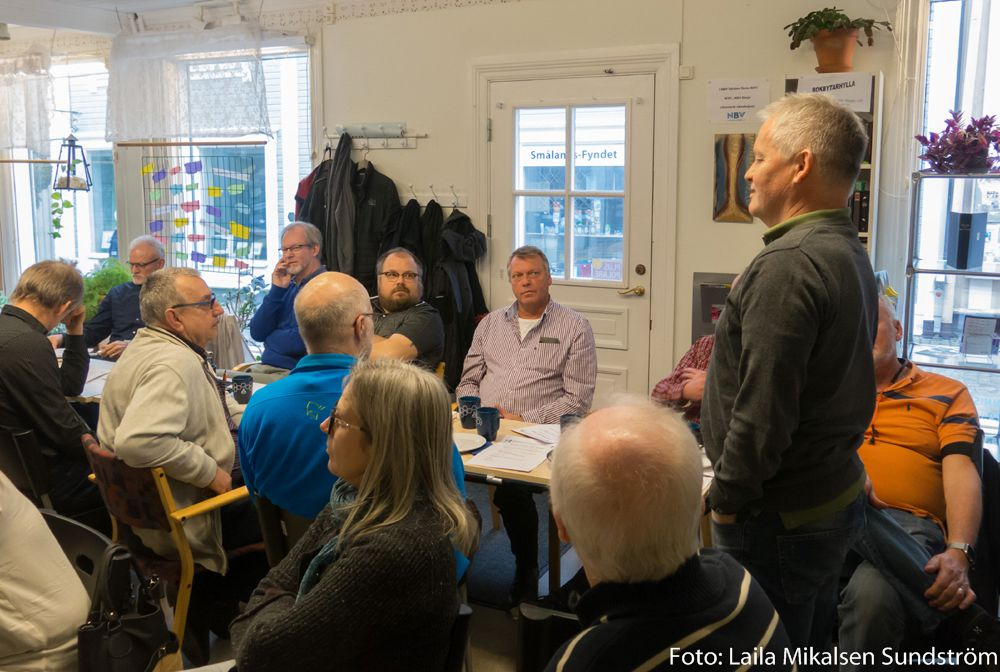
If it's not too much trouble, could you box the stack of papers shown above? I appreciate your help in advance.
[466,436,553,472]
[466,424,561,472]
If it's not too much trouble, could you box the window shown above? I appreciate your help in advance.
[912,0,1000,429]
[7,60,116,276]
[514,105,626,282]
[132,49,311,294]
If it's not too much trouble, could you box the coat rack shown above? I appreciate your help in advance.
[324,123,427,150]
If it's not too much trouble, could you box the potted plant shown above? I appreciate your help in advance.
[83,258,132,320]
[915,111,1000,174]
[785,7,892,73]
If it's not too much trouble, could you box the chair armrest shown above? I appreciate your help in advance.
[171,486,249,523]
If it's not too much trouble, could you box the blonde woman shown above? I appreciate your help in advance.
[230,358,476,671]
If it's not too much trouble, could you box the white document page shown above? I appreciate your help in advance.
[466,437,552,472]
[510,424,560,445]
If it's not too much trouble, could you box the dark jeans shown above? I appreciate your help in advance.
[711,491,866,656]
[838,506,946,669]
[494,482,539,572]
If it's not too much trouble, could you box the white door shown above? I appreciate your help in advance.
[488,75,655,397]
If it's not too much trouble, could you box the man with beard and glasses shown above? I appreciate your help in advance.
[369,247,445,372]
[249,222,326,375]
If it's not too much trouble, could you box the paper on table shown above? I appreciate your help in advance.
[466,437,552,472]
[510,424,560,445]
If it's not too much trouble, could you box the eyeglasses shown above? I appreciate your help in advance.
[510,270,545,282]
[128,258,161,269]
[326,411,369,436]
[280,243,313,254]
[379,271,420,282]
[170,294,217,310]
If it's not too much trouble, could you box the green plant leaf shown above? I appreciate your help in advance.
[51,192,62,199]
[62,200,72,208]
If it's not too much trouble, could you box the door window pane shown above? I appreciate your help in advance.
[571,197,624,281]
[573,106,625,192]
[516,108,566,191]
[517,195,565,278]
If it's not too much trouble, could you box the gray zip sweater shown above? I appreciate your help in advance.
[702,208,877,514]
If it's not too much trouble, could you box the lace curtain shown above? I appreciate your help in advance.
[0,45,53,157]
[106,23,272,141]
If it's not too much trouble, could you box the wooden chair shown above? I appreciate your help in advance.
[0,426,53,508]
[84,442,250,654]
[254,494,314,567]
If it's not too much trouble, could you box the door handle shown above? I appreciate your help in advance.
[617,285,646,297]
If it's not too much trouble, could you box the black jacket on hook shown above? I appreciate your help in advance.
[382,198,423,261]
[326,132,357,274]
[352,163,401,294]
[429,208,487,390]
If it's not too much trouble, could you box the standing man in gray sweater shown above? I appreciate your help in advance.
[702,93,878,654]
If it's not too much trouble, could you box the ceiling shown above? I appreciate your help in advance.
[3,0,326,35]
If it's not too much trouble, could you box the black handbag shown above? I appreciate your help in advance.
[78,544,179,672]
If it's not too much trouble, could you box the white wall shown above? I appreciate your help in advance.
[319,0,901,377]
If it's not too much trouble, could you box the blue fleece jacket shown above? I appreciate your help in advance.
[248,267,325,369]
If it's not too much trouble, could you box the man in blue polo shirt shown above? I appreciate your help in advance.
[248,221,326,375]
[239,272,470,580]
[239,272,371,518]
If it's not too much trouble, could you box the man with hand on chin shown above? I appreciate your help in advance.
[457,245,596,604]
[249,221,326,375]
[0,260,104,519]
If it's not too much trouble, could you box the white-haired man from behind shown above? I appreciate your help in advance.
[545,397,792,672]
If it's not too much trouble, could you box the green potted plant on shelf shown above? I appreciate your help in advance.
[785,7,892,73]
[83,258,132,320]
[915,111,1000,174]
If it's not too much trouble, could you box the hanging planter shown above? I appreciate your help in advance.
[785,7,892,74]
[915,111,1000,174]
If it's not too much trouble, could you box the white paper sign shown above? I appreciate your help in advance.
[707,78,770,124]
[962,316,997,356]
[795,73,873,113]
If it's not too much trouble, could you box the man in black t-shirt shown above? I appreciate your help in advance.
[370,247,445,371]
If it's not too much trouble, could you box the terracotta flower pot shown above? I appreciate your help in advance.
[810,28,859,73]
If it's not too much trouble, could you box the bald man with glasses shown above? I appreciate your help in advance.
[48,235,166,359]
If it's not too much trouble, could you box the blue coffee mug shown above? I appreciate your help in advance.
[476,406,501,442]
[458,396,481,429]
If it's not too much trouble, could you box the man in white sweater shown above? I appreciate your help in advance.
[98,267,241,574]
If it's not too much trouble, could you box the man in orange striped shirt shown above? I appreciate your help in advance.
[839,296,996,659]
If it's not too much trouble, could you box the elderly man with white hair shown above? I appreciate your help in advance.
[49,235,166,359]
[545,397,792,671]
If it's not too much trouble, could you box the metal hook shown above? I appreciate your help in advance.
[429,184,439,201]
[449,184,459,207]
[409,183,418,201]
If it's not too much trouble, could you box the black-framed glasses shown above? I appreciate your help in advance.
[128,258,161,269]
[326,411,369,437]
[379,271,420,281]
[280,243,313,254]
[170,294,217,310]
